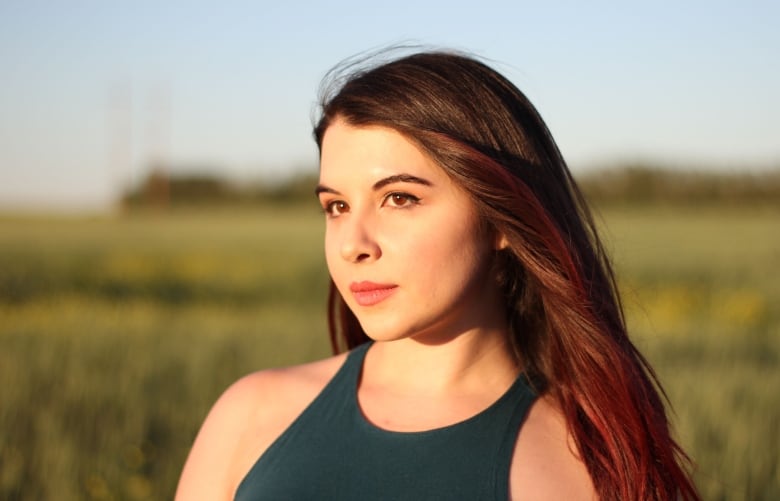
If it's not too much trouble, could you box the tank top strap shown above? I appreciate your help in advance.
[341,341,371,380]
[314,341,370,407]
[488,372,538,498]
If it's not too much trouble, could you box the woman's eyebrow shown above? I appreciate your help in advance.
[372,174,432,190]
[314,184,339,196]
[315,174,432,197]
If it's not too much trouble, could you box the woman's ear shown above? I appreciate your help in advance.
[494,231,509,251]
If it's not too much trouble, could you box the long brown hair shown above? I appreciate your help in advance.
[313,50,699,501]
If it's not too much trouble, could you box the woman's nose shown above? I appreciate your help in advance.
[340,211,381,263]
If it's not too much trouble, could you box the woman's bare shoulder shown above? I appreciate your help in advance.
[236,352,348,409]
[509,395,597,501]
[175,352,348,501]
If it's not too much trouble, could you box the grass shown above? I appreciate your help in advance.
[0,204,778,500]
[598,205,780,500]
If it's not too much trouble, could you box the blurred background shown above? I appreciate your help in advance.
[1,1,778,499]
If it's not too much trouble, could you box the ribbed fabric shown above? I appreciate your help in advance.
[235,342,536,500]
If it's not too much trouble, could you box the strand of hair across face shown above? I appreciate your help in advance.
[410,131,699,501]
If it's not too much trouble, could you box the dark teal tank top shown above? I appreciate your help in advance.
[235,342,537,500]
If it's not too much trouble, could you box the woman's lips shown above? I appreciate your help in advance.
[349,281,398,306]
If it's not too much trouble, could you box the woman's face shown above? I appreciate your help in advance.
[317,119,506,343]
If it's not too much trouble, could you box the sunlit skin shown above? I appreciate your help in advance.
[174,120,596,501]
[317,119,507,347]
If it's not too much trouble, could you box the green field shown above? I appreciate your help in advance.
[0,205,778,500]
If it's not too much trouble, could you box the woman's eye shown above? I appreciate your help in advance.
[324,200,349,217]
[385,193,420,208]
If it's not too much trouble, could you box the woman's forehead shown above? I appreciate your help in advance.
[319,121,445,184]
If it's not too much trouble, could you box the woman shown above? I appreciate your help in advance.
[176,50,699,500]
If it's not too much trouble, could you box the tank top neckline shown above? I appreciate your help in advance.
[346,341,531,437]
[234,340,539,500]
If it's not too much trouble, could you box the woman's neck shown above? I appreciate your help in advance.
[361,325,519,398]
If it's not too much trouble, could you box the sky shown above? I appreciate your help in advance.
[1,1,778,211]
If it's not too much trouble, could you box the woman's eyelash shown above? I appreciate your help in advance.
[320,193,419,217]
[322,200,348,216]
[385,192,420,206]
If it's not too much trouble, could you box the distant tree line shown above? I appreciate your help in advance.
[576,165,780,207]
[120,164,780,210]
[120,167,321,210]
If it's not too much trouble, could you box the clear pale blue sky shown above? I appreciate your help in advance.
[1,1,778,210]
